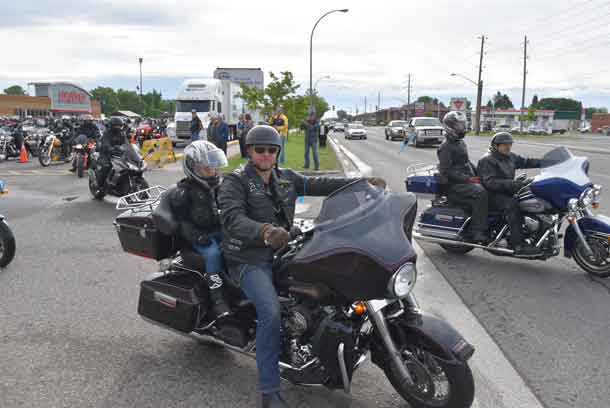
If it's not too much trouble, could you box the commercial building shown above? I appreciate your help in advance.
[0,82,101,118]
[592,113,610,132]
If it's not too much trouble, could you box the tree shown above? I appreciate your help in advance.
[486,100,493,109]
[535,98,582,117]
[530,94,539,108]
[337,110,348,121]
[417,96,433,104]
[90,86,120,114]
[3,85,26,96]
[585,107,609,119]
[424,111,434,117]
[492,92,513,109]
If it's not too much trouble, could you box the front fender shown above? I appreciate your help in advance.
[390,311,475,363]
[564,215,610,257]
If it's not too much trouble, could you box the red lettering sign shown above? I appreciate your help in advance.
[58,90,86,104]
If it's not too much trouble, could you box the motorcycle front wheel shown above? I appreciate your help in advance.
[573,236,610,278]
[76,154,85,178]
[38,146,51,167]
[0,220,16,268]
[383,340,474,408]
[88,171,105,200]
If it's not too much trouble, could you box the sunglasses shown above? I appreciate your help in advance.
[254,146,278,155]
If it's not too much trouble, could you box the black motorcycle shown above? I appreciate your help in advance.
[0,180,16,268]
[114,180,476,408]
[88,144,149,199]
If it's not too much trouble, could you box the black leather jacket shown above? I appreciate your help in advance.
[100,129,128,157]
[217,163,356,264]
[437,137,476,185]
[169,178,220,246]
[477,150,542,195]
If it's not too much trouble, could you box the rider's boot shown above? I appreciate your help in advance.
[205,273,230,319]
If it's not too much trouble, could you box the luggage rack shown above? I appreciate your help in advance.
[406,163,438,178]
[116,185,167,211]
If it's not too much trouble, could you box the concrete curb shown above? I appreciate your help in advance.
[334,140,545,408]
[328,136,372,177]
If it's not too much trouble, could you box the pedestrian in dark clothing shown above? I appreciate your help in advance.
[207,114,217,146]
[320,123,329,147]
[239,113,254,158]
[215,114,229,156]
[301,112,320,170]
[437,111,488,243]
[190,110,203,141]
[477,132,543,255]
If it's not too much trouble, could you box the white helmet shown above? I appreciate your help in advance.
[182,140,228,188]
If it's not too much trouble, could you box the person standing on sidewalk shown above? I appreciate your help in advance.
[269,106,288,165]
[215,114,229,156]
[240,113,255,158]
[190,110,203,142]
[301,112,320,170]
[207,113,217,146]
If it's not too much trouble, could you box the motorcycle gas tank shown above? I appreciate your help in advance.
[518,196,553,214]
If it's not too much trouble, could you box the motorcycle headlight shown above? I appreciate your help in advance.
[579,187,595,207]
[387,263,417,298]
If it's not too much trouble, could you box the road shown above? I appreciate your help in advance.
[336,128,610,408]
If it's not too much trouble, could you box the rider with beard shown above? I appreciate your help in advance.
[217,125,385,408]
[95,117,128,191]
[437,111,489,243]
[168,141,231,319]
[477,132,543,256]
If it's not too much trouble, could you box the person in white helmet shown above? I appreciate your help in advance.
[168,140,230,318]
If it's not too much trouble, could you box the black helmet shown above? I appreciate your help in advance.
[110,117,123,127]
[183,140,228,188]
[491,132,514,153]
[443,111,467,141]
[245,125,282,149]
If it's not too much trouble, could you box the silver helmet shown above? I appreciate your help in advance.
[182,140,228,188]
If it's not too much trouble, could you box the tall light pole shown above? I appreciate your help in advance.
[314,75,331,91]
[451,72,482,134]
[138,57,143,100]
[309,9,348,114]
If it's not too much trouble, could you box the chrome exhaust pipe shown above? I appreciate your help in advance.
[413,232,514,254]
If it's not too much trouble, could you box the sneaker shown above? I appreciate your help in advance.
[69,167,76,172]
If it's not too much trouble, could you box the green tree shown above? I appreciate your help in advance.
[530,94,539,108]
[486,99,493,109]
[535,98,582,117]
[3,85,26,95]
[585,107,609,119]
[336,110,348,121]
[424,111,434,117]
[417,96,433,104]
[90,86,119,114]
[493,92,514,109]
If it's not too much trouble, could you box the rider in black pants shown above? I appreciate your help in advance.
[477,132,543,255]
[95,117,128,192]
[437,111,488,243]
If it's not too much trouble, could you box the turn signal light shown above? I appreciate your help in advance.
[352,302,366,315]
[593,202,600,209]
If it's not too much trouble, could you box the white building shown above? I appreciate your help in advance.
[480,108,555,130]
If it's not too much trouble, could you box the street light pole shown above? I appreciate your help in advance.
[138,57,143,100]
[451,72,482,134]
[309,9,348,115]
[314,75,331,91]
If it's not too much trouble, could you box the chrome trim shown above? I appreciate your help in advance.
[413,232,514,254]
[353,353,368,370]
[417,222,462,231]
[366,299,395,313]
[535,229,551,248]
[572,219,594,256]
[338,343,351,394]
[489,225,508,247]
[404,293,420,311]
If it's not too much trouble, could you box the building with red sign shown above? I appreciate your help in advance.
[0,82,101,118]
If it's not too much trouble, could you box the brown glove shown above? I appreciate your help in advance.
[367,177,387,190]
[260,224,291,250]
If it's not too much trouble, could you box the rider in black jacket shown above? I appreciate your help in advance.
[437,111,488,243]
[95,117,128,190]
[477,132,543,255]
[217,125,385,408]
[169,140,230,319]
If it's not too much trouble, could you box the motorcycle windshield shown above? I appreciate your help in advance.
[540,146,573,168]
[294,179,417,273]
[123,144,142,163]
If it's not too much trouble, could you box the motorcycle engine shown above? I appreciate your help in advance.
[282,302,332,368]
[523,216,540,235]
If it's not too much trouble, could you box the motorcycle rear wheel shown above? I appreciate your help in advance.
[0,221,16,268]
[383,340,474,408]
[439,244,474,254]
[573,237,610,278]
[88,171,105,200]
[77,155,85,178]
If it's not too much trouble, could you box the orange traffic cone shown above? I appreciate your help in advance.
[19,143,28,163]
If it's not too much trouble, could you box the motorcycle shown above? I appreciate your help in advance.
[113,180,476,408]
[88,144,149,200]
[38,129,72,167]
[0,180,16,268]
[408,146,610,278]
[0,130,20,161]
[71,134,96,178]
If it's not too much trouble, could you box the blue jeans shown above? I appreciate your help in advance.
[191,130,200,142]
[193,232,223,275]
[304,137,319,170]
[229,262,280,393]
[279,136,286,164]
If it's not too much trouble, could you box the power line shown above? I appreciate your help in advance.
[511,0,599,29]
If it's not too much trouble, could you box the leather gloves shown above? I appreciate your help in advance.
[261,224,291,250]
[367,177,387,189]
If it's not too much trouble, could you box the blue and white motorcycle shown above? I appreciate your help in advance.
[408,147,610,278]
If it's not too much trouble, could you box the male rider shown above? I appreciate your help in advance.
[437,111,488,243]
[477,132,542,256]
[217,125,385,408]
[94,117,128,193]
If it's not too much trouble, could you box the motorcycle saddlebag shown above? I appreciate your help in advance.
[115,209,176,260]
[138,271,207,333]
[419,206,468,230]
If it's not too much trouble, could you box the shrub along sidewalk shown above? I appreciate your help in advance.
[223,131,340,173]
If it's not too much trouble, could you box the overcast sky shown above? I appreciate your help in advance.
[2,0,610,111]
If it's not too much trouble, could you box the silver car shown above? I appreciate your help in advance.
[406,117,445,147]
[384,120,408,141]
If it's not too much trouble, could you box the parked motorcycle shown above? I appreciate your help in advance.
[0,180,16,268]
[88,144,149,199]
[408,146,610,278]
[71,134,96,178]
[114,180,476,408]
[38,129,71,167]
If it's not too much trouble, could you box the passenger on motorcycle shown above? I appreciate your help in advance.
[437,111,488,244]
[217,125,385,408]
[95,117,128,191]
[168,141,230,319]
[477,132,543,255]
[79,115,100,140]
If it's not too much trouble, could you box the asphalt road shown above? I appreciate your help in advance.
[0,152,435,408]
[336,128,610,408]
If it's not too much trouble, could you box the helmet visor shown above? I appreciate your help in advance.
[205,149,229,169]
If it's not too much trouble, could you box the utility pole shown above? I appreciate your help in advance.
[520,35,528,133]
[378,91,381,111]
[475,35,486,135]
[364,96,367,116]
[138,57,143,100]
[406,73,412,121]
